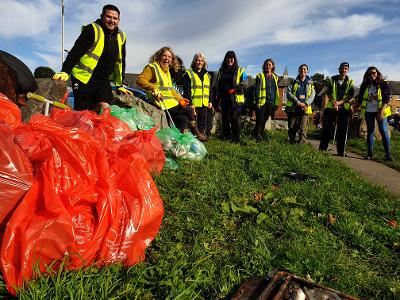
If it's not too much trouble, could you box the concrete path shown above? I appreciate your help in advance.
[307,139,400,196]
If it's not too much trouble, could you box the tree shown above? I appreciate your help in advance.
[311,73,325,82]
[34,66,55,78]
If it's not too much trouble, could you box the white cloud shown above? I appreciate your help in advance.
[0,0,59,38]
[2,0,398,83]
[271,14,387,44]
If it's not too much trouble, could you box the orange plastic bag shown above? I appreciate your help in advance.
[0,92,21,128]
[0,124,33,234]
[1,113,164,295]
[118,128,166,174]
[50,108,165,174]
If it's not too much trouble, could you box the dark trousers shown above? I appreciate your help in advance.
[195,106,208,134]
[287,109,308,144]
[205,108,214,137]
[253,102,274,137]
[319,108,350,155]
[71,77,114,111]
[168,105,196,131]
[221,108,241,142]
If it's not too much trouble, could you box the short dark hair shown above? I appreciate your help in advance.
[102,4,120,16]
[340,62,349,69]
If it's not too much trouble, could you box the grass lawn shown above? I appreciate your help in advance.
[346,131,400,171]
[1,130,400,299]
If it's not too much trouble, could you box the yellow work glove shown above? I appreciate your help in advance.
[52,72,69,81]
[117,86,133,96]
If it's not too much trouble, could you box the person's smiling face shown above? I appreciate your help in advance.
[101,10,120,32]
[160,50,172,70]
[194,57,204,70]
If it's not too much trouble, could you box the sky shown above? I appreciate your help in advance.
[1,0,400,86]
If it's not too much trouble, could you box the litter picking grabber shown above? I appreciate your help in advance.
[27,92,70,116]
[157,97,176,128]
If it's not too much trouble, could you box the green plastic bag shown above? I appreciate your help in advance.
[110,105,156,131]
[156,126,207,160]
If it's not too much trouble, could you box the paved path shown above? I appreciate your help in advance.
[307,139,400,196]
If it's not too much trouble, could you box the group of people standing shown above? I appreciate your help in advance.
[52,4,393,160]
[318,63,392,161]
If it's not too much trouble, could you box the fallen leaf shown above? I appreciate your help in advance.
[387,220,398,228]
[253,192,264,202]
[272,184,279,190]
[326,213,337,225]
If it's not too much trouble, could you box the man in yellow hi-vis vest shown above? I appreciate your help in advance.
[53,4,132,112]
[319,62,355,156]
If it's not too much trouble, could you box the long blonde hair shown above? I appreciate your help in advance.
[149,46,180,71]
[190,53,208,70]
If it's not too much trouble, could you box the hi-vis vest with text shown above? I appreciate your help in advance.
[256,72,280,106]
[72,23,125,85]
[217,67,245,104]
[326,77,354,110]
[287,81,314,115]
[148,62,179,110]
[186,69,210,107]
[361,82,391,118]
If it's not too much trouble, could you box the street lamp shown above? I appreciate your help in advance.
[61,0,64,67]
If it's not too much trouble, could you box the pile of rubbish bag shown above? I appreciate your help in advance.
[110,106,207,164]
[0,93,165,295]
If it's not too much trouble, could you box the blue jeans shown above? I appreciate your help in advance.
[365,112,391,157]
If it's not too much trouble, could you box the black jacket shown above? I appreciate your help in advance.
[61,19,126,83]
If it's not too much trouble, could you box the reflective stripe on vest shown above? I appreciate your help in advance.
[326,78,354,110]
[287,81,314,115]
[235,67,245,104]
[361,83,391,118]
[186,69,210,107]
[149,62,179,110]
[256,72,279,106]
[72,23,125,85]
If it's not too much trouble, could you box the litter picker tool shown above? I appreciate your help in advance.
[27,92,70,116]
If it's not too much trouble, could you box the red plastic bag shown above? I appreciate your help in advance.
[50,108,132,145]
[50,109,165,174]
[0,92,21,128]
[1,114,164,295]
[0,124,33,234]
[118,128,166,174]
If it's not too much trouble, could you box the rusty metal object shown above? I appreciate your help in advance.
[232,270,360,300]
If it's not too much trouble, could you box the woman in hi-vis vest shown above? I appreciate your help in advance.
[136,47,207,141]
[214,51,247,144]
[356,66,392,161]
[182,53,213,138]
[285,64,315,144]
[253,58,280,142]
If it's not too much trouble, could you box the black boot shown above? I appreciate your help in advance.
[189,121,208,141]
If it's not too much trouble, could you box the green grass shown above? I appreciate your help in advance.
[346,131,400,171]
[2,130,400,299]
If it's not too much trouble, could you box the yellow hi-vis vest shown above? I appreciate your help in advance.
[256,72,280,106]
[287,81,314,115]
[186,69,210,107]
[361,82,391,118]
[71,23,126,85]
[148,62,179,110]
[326,77,354,110]
[216,67,245,104]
